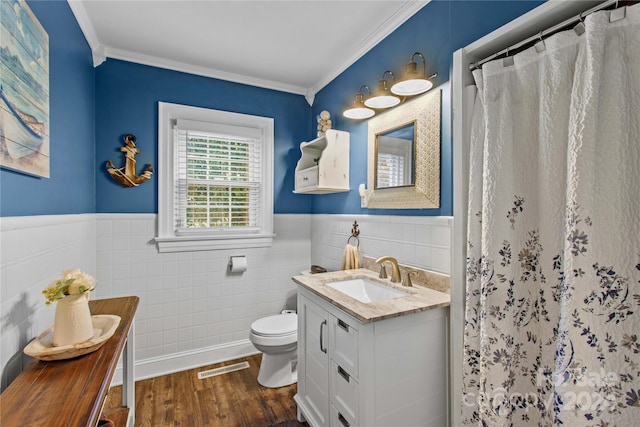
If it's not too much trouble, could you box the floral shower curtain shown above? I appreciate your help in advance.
[462,4,640,426]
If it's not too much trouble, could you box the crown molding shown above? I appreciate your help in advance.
[304,89,315,106]
[67,1,105,66]
[308,1,430,96]
[102,45,309,96]
[67,0,428,104]
[67,0,306,95]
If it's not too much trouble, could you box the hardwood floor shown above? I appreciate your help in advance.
[104,354,305,427]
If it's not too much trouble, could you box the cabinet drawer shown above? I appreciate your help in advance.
[331,362,358,423]
[332,316,358,378]
[331,404,356,427]
[295,166,318,190]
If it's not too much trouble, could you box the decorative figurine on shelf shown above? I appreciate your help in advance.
[317,110,332,137]
[106,133,153,187]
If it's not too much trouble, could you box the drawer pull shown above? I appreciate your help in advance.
[338,366,350,382]
[320,320,327,353]
[338,412,351,427]
[337,319,349,332]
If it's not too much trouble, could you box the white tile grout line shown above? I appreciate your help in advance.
[197,361,250,380]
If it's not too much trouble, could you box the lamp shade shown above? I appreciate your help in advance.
[365,72,400,109]
[343,87,375,119]
[391,52,435,96]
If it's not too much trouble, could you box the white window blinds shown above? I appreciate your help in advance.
[174,119,262,234]
[377,152,405,188]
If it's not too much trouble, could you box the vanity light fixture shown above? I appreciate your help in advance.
[343,85,375,120]
[364,71,401,109]
[391,52,437,97]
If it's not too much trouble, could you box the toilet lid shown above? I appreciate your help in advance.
[251,313,297,337]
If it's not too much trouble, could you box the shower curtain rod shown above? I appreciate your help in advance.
[469,0,621,70]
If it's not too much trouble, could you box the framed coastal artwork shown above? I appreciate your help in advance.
[0,0,49,178]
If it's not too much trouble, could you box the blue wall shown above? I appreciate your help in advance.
[94,60,311,214]
[0,0,95,217]
[1,1,543,218]
[311,0,542,217]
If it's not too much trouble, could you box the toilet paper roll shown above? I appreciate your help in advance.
[229,256,248,273]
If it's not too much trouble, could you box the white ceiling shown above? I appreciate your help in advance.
[68,1,428,104]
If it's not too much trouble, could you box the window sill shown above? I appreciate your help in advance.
[155,233,275,253]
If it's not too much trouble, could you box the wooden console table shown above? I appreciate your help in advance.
[0,296,139,427]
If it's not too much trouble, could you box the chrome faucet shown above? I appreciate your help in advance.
[375,256,401,283]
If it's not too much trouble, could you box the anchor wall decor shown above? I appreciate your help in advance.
[106,134,153,187]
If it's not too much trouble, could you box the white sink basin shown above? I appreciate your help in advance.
[326,278,408,303]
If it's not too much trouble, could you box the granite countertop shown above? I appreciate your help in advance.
[292,268,450,324]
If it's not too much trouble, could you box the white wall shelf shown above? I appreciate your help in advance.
[294,129,350,194]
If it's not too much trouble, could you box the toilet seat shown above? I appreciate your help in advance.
[251,313,297,337]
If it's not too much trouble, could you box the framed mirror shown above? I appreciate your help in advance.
[363,90,441,209]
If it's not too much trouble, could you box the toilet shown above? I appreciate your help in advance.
[249,312,298,388]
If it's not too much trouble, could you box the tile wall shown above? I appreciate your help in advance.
[95,213,311,379]
[311,214,452,274]
[1,212,452,385]
[0,214,96,390]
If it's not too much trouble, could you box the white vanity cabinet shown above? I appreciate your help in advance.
[295,286,448,427]
[294,129,349,194]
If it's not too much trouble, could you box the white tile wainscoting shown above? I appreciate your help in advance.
[1,212,452,387]
[311,214,453,275]
[0,214,96,390]
[96,213,311,382]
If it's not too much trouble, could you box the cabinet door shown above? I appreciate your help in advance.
[298,294,330,426]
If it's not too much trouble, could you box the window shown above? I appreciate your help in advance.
[156,102,274,252]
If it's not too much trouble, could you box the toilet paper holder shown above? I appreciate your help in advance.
[228,255,248,273]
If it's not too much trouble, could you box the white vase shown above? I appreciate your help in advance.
[53,292,94,347]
